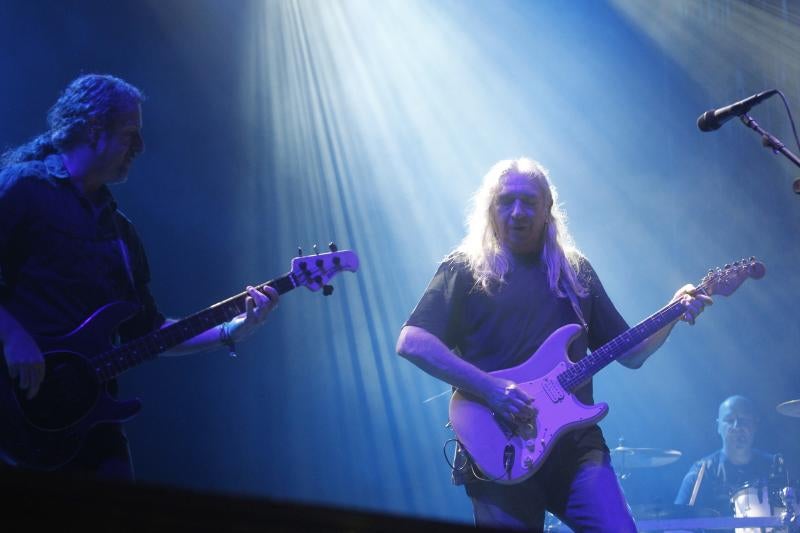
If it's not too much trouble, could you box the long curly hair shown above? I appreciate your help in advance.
[0,74,144,168]
[451,158,586,299]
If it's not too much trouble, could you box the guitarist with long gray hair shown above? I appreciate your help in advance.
[0,74,278,479]
[396,158,711,531]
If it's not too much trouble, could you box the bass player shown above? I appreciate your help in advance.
[0,74,278,479]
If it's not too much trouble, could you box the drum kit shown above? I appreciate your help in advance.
[545,400,800,532]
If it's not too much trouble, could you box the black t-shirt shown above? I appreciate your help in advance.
[405,253,629,471]
[406,254,628,406]
[0,154,164,341]
[675,449,778,516]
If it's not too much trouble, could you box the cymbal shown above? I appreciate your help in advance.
[777,399,800,417]
[610,446,682,469]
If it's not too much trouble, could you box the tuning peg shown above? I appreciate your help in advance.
[323,284,334,296]
[297,246,303,256]
[329,242,338,252]
[313,244,319,255]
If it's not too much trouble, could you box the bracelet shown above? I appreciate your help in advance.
[219,321,237,358]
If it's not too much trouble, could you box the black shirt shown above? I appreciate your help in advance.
[0,154,164,341]
[405,254,629,483]
[406,254,629,406]
[675,449,778,516]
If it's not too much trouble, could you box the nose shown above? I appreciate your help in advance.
[132,132,145,155]
[510,199,527,218]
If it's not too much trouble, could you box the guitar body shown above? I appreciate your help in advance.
[0,301,143,470]
[449,324,608,485]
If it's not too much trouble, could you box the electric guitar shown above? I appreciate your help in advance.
[449,258,765,485]
[0,248,359,470]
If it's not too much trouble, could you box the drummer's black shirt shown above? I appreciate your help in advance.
[675,449,778,516]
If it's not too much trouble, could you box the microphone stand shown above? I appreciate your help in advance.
[739,113,800,194]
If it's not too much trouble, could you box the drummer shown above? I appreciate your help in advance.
[675,395,779,514]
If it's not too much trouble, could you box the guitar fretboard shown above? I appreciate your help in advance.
[91,274,297,383]
[555,258,762,391]
[556,299,687,392]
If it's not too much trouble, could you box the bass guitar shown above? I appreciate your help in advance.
[449,257,764,485]
[0,247,359,470]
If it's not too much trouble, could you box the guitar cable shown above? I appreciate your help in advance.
[443,438,470,472]
[443,438,517,483]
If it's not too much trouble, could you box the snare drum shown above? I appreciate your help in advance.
[730,482,787,533]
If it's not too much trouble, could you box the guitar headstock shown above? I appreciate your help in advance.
[700,257,765,297]
[290,246,359,294]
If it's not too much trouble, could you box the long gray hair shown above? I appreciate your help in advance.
[450,158,586,299]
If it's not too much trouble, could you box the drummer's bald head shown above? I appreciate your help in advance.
[717,395,758,457]
[718,395,757,419]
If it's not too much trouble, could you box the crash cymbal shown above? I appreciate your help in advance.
[777,399,800,417]
[610,446,682,469]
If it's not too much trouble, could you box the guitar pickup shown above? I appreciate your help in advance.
[543,378,564,403]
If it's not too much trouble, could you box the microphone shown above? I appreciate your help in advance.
[697,89,778,132]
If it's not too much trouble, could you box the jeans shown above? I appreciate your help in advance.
[465,441,636,532]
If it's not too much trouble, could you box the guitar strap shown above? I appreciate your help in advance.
[111,214,138,300]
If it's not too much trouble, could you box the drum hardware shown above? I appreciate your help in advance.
[632,503,720,520]
[636,515,796,531]
[779,487,799,531]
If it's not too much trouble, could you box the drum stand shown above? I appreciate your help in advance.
[778,486,800,531]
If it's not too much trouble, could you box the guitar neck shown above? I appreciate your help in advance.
[556,257,765,391]
[558,298,687,392]
[93,273,298,383]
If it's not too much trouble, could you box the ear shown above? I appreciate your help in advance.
[86,119,103,147]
